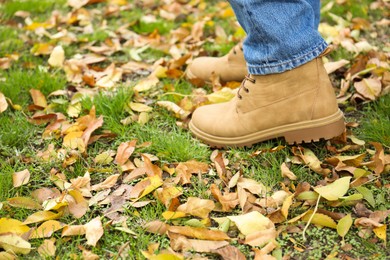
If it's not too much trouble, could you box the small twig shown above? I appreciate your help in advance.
[302,194,321,241]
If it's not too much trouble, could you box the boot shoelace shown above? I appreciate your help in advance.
[237,75,256,99]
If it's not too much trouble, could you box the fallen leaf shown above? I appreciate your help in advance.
[227,211,274,236]
[337,214,353,238]
[354,78,382,101]
[91,174,120,191]
[30,220,64,239]
[168,226,230,241]
[7,197,42,210]
[212,245,246,260]
[373,225,387,245]
[0,234,31,255]
[30,89,47,108]
[114,140,137,166]
[0,218,30,235]
[48,45,65,67]
[280,162,297,180]
[176,197,215,219]
[0,92,8,113]
[37,239,56,257]
[302,211,337,229]
[314,177,352,201]
[12,169,30,188]
[23,211,62,225]
[144,220,170,235]
[85,217,104,246]
[61,225,86,237]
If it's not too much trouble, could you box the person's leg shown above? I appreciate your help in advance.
[186,0,321,82]
[189,0,345,147]
[229,0,326,75]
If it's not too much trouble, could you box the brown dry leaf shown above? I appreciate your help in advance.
[0,218,30,235]
[354,217,383,228]
[85,217,104,247]
[144,220,170,235]
[253,240,279,259]
[130,175,163,200]
[142,154,162,177]
[114,140,137,166]
[212,245,246,260]
[354,78,382,100]
[30,89,47,108]
[30,220,65,239]
[324,59,350,74]
[0,92,8,113]
[174,160,209,185]
[281,194,295,219]
[155,186,183,207]
[68,190,89,219]
[133,75,159,92]
[168,226,230,241]
[176,197,215,219]
[91,174,120,191]
[0,233,31,255]
[81,247,100,260]
[37,238,56,258]
[82,116,104,147]
[95,64,123,88]
[13,169,30,188]
[210,184,239,212]
[280,162,297,180]
[245,228,277,247]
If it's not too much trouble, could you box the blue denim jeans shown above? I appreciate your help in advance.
[228,0,327,75]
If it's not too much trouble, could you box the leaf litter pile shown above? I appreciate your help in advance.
[0,0,389,259]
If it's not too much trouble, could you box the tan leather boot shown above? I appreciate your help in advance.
[189,57,345,148]
[186,42,247,83]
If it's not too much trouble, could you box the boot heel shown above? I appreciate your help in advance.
[284,118,345,144]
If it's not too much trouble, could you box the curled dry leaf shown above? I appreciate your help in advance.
[156,101,191,120]
[354,78,382,101]
[91,173,120,191]
[114,140,137,166]
[280,162,297,180]
[13,169,30,188]
[210,184,239,212]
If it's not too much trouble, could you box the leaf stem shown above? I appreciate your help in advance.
[302,194,321,241]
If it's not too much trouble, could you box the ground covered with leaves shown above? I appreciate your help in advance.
[0,0,389,259]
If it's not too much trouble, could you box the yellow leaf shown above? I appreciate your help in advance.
[12,169,30,188]
[7,197,42,210]
[162,211,187,220]
[373,225,386,244]
[23,211,62,225]
[0,234,31,255]
[139,175,163,199]
[314,177,352,201]
[207,87,235,104]
[94,151,114,165]
[129,102,153,112]
[133,75,159,92]
[0,92,8,113]
[281,194,294,219]
[168,226,230,241]
[156,101,190,120]
[61,225,86,237]
[281,162,297,180]
[30,220,64,239]
[302,211,337,229]
[0,252,17,259]
[63,131,85,152]
[227,211,273,236]
[48,46,65,68]
[337,214,353,238]
[176,197,215,219]
[0,218,30,235]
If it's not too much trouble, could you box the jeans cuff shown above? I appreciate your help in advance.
[247,41,328,75]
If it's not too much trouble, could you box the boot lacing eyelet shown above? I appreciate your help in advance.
[237,74,255,99]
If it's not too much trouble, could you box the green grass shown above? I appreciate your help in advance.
[0,0,388,259]
[0,0,67,20]
[358,94,390,145]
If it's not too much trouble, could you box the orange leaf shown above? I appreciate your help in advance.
[114,140,137,166]
[7,197,42,210]
[176,197,215,219]
[30,220,64,239]
[29,89,47,108]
